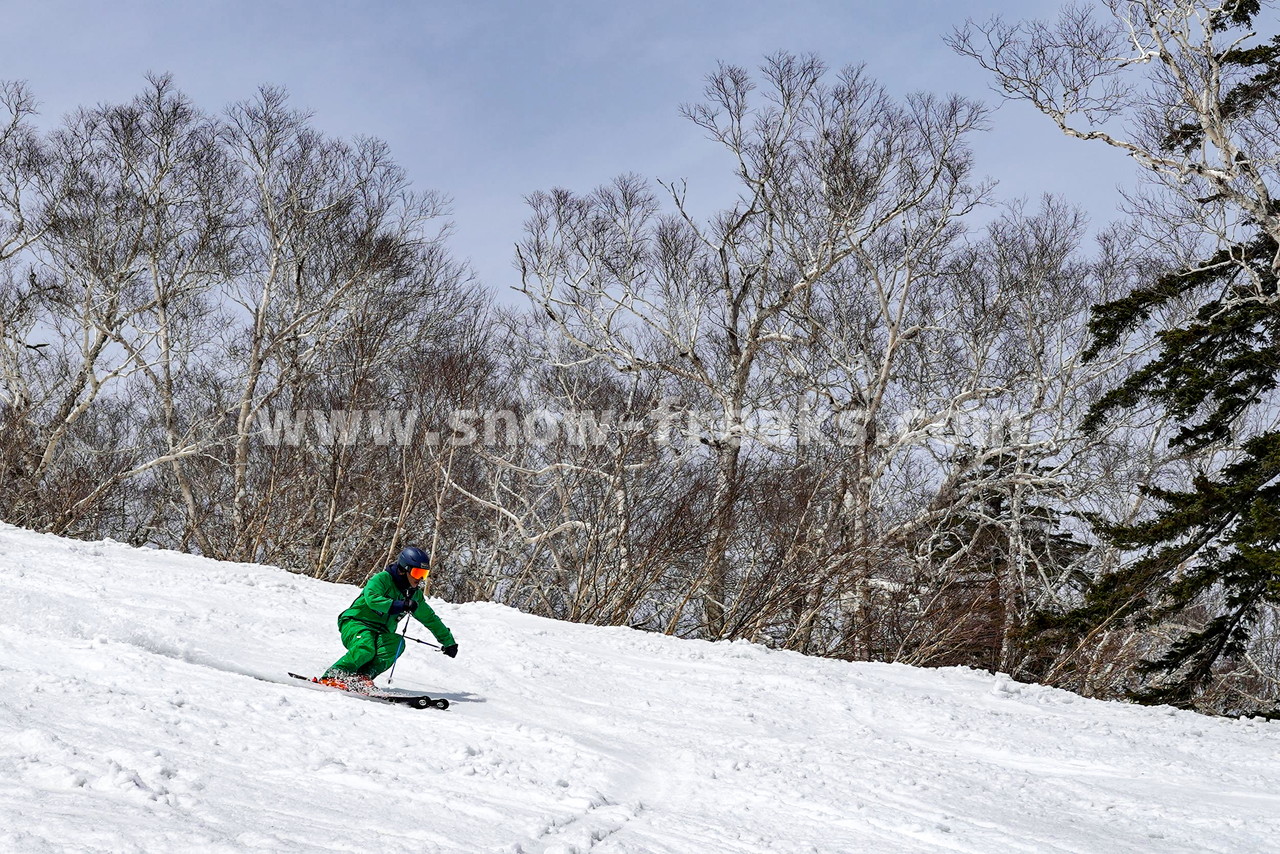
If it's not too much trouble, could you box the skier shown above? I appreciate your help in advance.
[321,545,458,692]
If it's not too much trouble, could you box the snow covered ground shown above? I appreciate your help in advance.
[1,523,1278,853]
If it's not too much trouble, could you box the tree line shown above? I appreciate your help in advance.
[1,0,1276,715]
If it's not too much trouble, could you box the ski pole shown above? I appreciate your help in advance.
[386,613,411,685]
[400,635,440,649]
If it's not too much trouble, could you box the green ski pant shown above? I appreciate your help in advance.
[327,620,405,678]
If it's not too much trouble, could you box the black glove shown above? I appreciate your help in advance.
[389,598,415,616]
[441,643,458,658]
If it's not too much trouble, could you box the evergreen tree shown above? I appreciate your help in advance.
[954,0,1280,711]
[1050,14,1280,711]
[1065,244,1280,709]
[916,451,1092,677]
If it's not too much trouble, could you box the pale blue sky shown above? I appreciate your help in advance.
[2,0,1133,301]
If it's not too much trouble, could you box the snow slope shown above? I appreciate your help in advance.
[1,523,1278,854]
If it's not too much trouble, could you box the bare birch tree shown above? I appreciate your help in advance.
[0,77,483,582]
[519,54,991,639]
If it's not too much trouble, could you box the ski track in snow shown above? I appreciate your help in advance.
[1,523,1278,853]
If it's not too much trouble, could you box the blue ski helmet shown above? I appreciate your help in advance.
[396,545,430,572]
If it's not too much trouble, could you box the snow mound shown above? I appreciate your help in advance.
[1,522,1277,853]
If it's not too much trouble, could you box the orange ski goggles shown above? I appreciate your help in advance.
[407,565,430,580]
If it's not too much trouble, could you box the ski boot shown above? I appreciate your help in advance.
[319,669,376,694]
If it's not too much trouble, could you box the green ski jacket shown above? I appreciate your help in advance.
[338,568,455,646]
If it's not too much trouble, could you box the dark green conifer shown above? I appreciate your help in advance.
[1039,5,1280,711]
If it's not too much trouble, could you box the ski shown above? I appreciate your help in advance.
[287,673,449,710]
